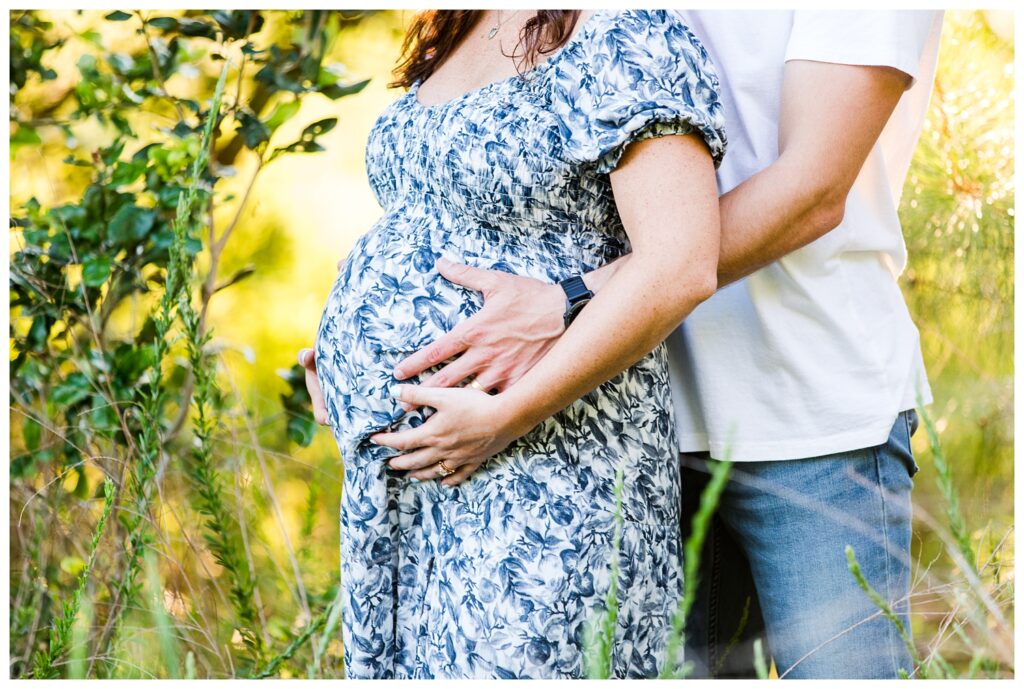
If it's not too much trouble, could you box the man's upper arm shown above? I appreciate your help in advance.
[777,60,909,200]
[778,11,942,201]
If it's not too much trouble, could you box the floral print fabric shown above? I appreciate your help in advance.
[314,9,726,679]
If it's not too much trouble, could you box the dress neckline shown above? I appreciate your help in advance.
[409,9,608,111]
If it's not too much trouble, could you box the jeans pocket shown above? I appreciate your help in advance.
[901,411,921,479]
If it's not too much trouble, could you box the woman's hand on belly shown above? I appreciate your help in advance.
[369,383,529,486]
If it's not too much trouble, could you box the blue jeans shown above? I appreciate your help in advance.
[680,410,920,679]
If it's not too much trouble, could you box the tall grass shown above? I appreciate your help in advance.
[661,458,732,679]
[32,479,115,679]
[583,457,733,679]
[582,455,628,679]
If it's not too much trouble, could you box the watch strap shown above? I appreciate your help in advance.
[559,275,594,328]
[560,275,593,303]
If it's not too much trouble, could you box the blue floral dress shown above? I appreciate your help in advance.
[315,9,726,680]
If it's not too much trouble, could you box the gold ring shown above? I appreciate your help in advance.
[437,460,456,477]
[469,379,485,392]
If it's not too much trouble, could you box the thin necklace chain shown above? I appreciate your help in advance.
[486,10,521,40]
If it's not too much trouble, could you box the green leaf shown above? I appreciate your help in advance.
[10,453,37,480]
[23,417,42,451]
[104,10,132,21]
[301,117,337,138]
[28,315,51,349]
[279,364,318,447]
[235,111,271,149]
[320,78,370,100]
[62,155,93,168]
[211,10,264,40]
[177,18,217,39]
[107,204,157,245]
[148,16,179,31]
[264,99,301,132]
[287,413,317,448]
[73,466,92,499]
[110,160,146,186]
[61,556,86,576]
[51,373,91,408]
[10,125,42,147]
[76,53,97,75]
[82,255,113,287]
[107,52,135,75]
[99,139,126,166]
[80,29,104,47]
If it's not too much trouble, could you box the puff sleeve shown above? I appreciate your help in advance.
[551,10,727,174]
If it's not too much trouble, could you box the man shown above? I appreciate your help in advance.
[300,10,943,679]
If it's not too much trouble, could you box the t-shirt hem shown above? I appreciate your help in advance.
[677,405,931,462]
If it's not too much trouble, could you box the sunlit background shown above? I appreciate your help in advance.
[8,9,1014,679]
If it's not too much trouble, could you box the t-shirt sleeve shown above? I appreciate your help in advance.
[552,10,727,174]
[785,11,943,87]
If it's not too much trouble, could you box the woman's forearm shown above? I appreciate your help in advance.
[499,249,715,437]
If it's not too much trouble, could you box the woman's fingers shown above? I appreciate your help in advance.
[468,369,503,395]
[298,348,329,425]
[392,383,452,410]
[388,446,439,472]
[372,420,433,452]
[408,456,480,482]
[440,461,483,487]
[408,459,457,481]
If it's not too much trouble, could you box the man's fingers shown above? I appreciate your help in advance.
[440,461,482,487]
[436,257,497,293]
[420,353,483,389]
[393,333,466,381]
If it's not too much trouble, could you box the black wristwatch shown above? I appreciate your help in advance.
[559,275,595,329]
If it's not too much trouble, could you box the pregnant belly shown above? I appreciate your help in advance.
[321,212,481,356]
[314,207,620,457]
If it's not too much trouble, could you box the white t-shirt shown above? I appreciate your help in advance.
[668,10,943,461]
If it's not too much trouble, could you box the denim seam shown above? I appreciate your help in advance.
[872,444,900,675]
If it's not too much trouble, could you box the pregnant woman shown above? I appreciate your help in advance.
[315,9,725,679]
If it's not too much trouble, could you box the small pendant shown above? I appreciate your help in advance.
[487,26,499,40]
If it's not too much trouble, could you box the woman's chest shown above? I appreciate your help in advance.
[365,83,607,217]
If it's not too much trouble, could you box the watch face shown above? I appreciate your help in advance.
[566,298,591,324]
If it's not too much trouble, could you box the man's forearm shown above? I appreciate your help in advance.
[714,153,846,286]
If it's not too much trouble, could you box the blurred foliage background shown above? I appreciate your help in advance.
[7,9,1014,679]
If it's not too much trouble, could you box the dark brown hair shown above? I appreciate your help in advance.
[390,10,582,88]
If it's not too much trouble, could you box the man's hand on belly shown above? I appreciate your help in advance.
[391,257,565,404]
